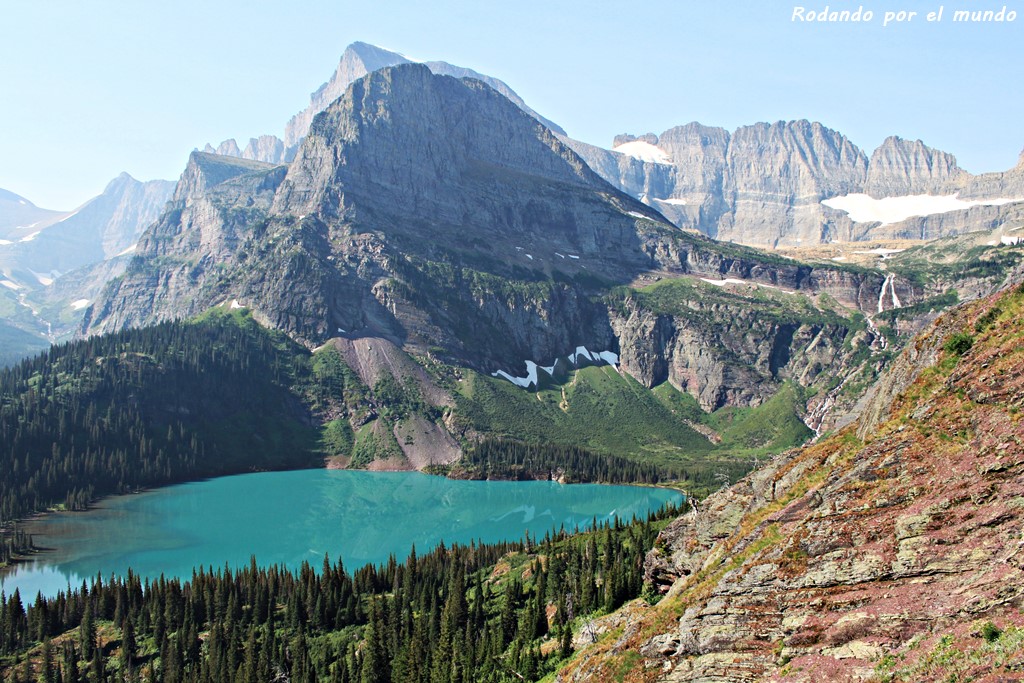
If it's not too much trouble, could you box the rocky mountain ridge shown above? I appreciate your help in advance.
[83,63,958,452]
[200,41,1024,252]
[556,281,1024,682]
[569,126,1024,247]
[205,41,565,166]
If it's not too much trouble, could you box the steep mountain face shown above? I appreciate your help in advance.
[88,64,664,351]
[198,41,1023,251]
[209,41,566,165]
[82,153,286,335]
[87,64,908,431]
[720,120,868,246]
[557,282,1024,682]
[573,125,1024,248]
[283,42,419,153]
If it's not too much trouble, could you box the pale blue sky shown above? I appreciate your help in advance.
[1,0,1021,208]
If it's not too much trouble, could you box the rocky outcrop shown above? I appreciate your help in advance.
[865,135,966,196]
[558,283,1024,682]
[611,295,861,412]
[241,135,285,163]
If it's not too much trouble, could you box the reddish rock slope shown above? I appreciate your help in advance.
[558,283,1024,682]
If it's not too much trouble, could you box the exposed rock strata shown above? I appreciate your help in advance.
[571,125,1024,248]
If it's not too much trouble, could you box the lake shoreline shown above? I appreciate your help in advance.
[0,469,683,599]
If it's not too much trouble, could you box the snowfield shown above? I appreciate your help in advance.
[612,140,673,165]
[822,193,1024,225]
[491,346,619,389]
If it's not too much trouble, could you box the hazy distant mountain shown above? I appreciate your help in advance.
[0,174,174,360]
[0,188,67,240]
[0,173,173,287]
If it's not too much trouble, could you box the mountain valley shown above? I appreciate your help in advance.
[1,37,1023,683]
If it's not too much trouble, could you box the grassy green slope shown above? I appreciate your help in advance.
[452,362,813,484]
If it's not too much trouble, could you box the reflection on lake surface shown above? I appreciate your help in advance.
[2,470,682,598]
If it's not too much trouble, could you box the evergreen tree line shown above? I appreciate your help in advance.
[458,438,676,484]
[456,438,755,492]
[0,313,320,525]
[0,507,678,683]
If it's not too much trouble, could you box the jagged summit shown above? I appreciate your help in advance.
[865,134,966,196]
[207,41,566,165]
[567,119,1024,246]
[275,63,621,223]
[346,40,416,69]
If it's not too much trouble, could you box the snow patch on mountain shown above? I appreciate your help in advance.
[822,193,1024,225]
[491,346,619,389]
[612,140,672,165]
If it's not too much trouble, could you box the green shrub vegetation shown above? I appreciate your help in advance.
[944,331,974,357]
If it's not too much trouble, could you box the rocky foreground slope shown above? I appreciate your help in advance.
[557,282,1024,682]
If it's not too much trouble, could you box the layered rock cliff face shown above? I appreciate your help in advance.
[720,121,868,246]
[865,135,967,196]
[571,125,1024,248]
[557,282,1024,682]
[87,64,913,421]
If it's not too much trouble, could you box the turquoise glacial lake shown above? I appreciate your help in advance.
[1,470,681,598]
